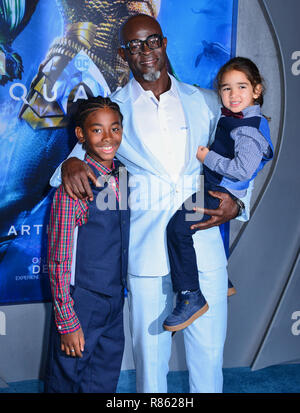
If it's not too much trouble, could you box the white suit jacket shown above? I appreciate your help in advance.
[51,75,250,277]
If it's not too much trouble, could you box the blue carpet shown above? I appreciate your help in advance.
[1,365,300,393]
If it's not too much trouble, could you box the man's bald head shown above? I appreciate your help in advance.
[120,13,163,45]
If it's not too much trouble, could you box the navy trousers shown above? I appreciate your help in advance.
[167,186,232,292]
[44,285,124,393]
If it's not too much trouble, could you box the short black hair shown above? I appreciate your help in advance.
[75,96,123,129]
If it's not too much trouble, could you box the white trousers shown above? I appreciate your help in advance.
[127,267,228,393]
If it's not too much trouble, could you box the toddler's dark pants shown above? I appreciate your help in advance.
[167,186,233,292]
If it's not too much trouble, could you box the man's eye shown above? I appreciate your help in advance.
[148,39,159,47]
[93,129,101,133]
[130,42,140,50]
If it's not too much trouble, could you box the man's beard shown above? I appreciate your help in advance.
[142,70,161,82]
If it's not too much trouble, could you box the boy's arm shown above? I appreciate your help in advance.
[48,185,85,335]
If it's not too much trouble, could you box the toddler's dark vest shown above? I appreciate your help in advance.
[75,161,130,296]
[203,115,273,192]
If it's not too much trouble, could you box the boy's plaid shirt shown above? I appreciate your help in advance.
[48,154,119,334]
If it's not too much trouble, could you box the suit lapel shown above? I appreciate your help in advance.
[174,78,214,175]
[113,79,171,179]
[172,78,199,174]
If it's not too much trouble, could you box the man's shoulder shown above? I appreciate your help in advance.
[174,78,210,94]
[173,77,219,109]
[110,80,132,103]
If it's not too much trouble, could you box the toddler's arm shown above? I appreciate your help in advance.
[196,145,210,163]
[198,126,270,182]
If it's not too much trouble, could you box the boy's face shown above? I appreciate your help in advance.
[219,69,262,113]
[75,108,122,169]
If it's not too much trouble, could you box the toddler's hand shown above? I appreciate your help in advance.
[197,146,209,163]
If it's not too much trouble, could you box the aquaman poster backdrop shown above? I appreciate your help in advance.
[0,0,237,304]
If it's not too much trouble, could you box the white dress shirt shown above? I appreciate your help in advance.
[131,77,188,183]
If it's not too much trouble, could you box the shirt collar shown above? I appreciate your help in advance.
[131,74,178,103]
[85,153,115,175]
[242,104,261,117]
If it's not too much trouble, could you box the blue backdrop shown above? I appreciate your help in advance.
[0,0,237,304]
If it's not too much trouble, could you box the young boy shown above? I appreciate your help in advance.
[44,96,130,393]
[164,57,273,332]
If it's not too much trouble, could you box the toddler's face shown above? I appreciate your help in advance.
[219,69,261,113]
[76,107,122,169]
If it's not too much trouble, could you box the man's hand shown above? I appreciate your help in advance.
[61,157,98,201]
[190,191,239,230]
[60,327,85,358]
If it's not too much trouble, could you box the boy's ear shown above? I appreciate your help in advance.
[253,83,262,99]
[75,126,85,143]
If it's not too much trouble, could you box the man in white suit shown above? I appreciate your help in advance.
[51,14,247,393]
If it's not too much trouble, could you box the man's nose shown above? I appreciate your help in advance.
[141,41,152,53]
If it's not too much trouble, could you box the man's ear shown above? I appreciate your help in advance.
[118,47,126,62]
[162,36,167,49]
[75,126,85,144]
